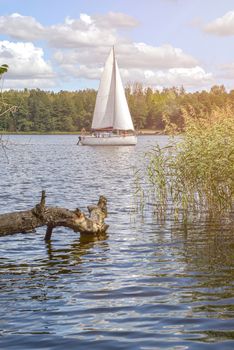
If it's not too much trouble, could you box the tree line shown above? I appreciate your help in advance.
[0,84,233,132]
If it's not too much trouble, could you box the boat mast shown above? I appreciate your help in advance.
[112,46,117,134]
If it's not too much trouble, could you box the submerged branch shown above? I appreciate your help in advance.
[0,191,109,241]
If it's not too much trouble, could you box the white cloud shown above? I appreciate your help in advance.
[60,64,103,80]
[0,12,137,48]
[53,42,197,70]
[204,11,234,36]
[158,66,213,88]
[0,12,215,90]
[0,41,55,88]
[121,42,197,69]
[48,21,117,48]
[80,13,93,25]
[0,13,45,41]
[58,61,213,89]
[52,41,212,90]
[47,12,127,48]
[118,66,213,89]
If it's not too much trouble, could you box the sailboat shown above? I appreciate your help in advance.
[79,47,137,146]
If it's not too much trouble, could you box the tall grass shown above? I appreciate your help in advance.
[136,105,234,220]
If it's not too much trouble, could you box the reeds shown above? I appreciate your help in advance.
[135,105,234,220]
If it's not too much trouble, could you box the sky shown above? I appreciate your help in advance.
[0,0,234,92]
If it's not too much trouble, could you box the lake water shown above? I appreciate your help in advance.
[0,135,233,350]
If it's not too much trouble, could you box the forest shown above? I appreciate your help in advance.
[0,83,234,132]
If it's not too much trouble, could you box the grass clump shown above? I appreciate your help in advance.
[136,105,234,219]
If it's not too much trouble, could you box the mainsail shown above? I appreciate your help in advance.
[91,48,134,131]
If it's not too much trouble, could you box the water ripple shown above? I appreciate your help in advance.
[0,135,233,349]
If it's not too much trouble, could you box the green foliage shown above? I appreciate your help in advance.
[0,64,8,75]
[136,105,234,219]
[0,84,234,133]
[0,89,97,132]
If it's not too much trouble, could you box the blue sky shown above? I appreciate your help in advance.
[0,0,234,91]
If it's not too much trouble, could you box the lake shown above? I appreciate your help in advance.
[0,135,233,350]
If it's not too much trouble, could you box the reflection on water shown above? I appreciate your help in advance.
[0,135,233,349]
[45,232,109,269]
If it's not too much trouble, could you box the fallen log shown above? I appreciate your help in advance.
[0,191,109,240]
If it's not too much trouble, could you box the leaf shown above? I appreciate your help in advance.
[0,64,9,75]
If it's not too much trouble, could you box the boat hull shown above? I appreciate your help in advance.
[80,135,137,146]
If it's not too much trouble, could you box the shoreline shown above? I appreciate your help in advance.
[0,129,166,136]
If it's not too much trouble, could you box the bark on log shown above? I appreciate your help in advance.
[0,191,108,240]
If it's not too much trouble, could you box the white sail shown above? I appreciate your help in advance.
[91,49,114,130]
[91,47,134,131]
[113,59,134,130]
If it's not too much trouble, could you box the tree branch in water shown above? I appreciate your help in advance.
[0,191,109,241]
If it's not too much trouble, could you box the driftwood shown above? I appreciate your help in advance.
[0,191,108,241]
